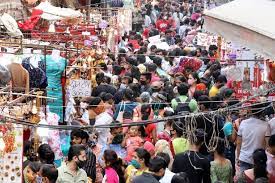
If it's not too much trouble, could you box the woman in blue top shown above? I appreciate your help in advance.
[114,88,138,121]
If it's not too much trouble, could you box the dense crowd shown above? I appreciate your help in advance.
[22,0,275,183]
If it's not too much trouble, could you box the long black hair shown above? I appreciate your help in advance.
[141,104,152,121]
[135,148,151,167]
[253,149,267,179]
[103,150,125,183]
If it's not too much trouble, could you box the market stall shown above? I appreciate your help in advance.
[203,0,275,58]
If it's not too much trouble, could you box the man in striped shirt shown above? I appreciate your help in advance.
[71,129,96,183]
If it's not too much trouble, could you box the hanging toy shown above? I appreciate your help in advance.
[48,22,56,33]
[65,27,70,34]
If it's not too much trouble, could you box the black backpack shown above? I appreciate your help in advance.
[175,97,191,114]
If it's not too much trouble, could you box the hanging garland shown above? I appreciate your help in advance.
[0,123,22,156]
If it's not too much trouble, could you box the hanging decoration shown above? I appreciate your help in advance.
[0,123,23,183]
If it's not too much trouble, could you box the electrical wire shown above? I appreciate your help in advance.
[0,99,273,131]
[0,41,266,61]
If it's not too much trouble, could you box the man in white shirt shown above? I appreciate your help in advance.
[178,19,190,39]
[236,108,269,173]
[94,99,113,146]
[158,152,175,183]
[143,13,152,28]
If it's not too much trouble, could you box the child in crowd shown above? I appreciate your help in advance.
[210,138,233,183]
[23,162,41,183]
[122,125,144,162]
[122,111,134,133]
[105,121,127,160]
[157,110,174,143]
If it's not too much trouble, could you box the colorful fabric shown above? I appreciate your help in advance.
[47,112,63,160]
[210,160,233,183]
[125,136,143,162]
[103,167,119,183]
[143,141,155,155]
[42,55,66,122]
[145,123,156,143]
[125,165,148,183]
[223,122,233,137]
[18,9,43,30]
[209,85,219,97]
[172,137,189,154]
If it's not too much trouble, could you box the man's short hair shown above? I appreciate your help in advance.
[141,72,152,81]
[177,83,189,96]
[67,144,86,161]
[156,152,170,168]
[149,156,167,173]
[71,129,89,142]
[40,164,58,183]
[216,75,227,84]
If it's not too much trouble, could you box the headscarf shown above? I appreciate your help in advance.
[144,141,155,156]
[155,140,173,159]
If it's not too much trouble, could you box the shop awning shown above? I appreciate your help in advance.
[35,1,83,21]
[204,0,275,58]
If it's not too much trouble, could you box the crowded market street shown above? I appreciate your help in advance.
[0,0,274,182]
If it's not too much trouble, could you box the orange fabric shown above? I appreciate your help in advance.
[196,83,207,91]
[145,123,156,142]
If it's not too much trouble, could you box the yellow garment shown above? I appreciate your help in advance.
[209,85,219,97]
[125,165,148,183]
[172,138,189,155]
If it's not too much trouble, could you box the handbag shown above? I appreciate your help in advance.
[116,102,125,122]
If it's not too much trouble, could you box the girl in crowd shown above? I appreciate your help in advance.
[103,150,125,183]
[125,148,151,183]
[210,138,233,183]
[24,162,42,183]
[188,72,201,97]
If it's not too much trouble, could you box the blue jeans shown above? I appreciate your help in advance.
[240,161,253,173]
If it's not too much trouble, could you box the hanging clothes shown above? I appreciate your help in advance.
[117,9,133,36]
[22,57,48,89]
[42,55,66,122]
[0,0,27,21]
[8,62,30,93]
[35,0,83,21]
[0,65,11,87]
[123,0,134,9]
[107,28,116,53]
[18,9,43,31]
[47,111,63,164]
[64,90,76,125]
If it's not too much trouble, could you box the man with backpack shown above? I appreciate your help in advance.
[171,83,198,114]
